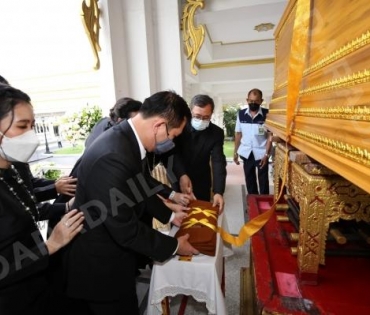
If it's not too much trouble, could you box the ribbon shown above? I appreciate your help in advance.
[189,207,218,220]
[182,217,218,232]
[179,2,311,247]
[218,149,289,246]
[286,0,311,142]
[217,0,311,246]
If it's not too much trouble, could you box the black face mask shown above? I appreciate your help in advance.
[248,103,260,112]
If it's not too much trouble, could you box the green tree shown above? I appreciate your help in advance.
[61,104,103,146]
[223,105,239,139]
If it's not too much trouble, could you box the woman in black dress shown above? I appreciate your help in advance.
[0,83,84,315]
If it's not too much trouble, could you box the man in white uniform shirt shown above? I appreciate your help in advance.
[233,88,272,195]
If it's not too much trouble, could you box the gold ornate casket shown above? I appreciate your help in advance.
[266,0,370,284]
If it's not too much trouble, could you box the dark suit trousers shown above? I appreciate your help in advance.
[241,153,269,195]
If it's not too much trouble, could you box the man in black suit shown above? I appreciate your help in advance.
[61,91,199,315]
[172,94,227,213]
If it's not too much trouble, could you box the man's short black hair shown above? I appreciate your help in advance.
[141,90,191,129]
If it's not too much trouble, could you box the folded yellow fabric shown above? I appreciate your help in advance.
[175,200,219,256]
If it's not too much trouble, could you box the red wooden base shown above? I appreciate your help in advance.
[248,194,370,315]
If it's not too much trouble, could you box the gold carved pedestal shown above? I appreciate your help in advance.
[274,143,370,284]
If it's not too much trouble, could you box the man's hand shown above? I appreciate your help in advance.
[179,175,196,199]
[172,192,194,206]
[212,193,224,214]
[233,153,240,165]
[171,211,188,227]
[259,155,269,169]
[176,234,199,256]
[164,201,190,213]
[55,176,77,196]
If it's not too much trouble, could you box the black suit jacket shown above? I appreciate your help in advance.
[172,122,227,200]
[63,120,177,301]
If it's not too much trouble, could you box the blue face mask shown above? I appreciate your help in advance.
[154,138,175,154]
[154,123,175,154]
[191,118,210,131]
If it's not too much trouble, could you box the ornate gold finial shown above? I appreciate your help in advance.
[81,0,101,70]
[181,0,205,75]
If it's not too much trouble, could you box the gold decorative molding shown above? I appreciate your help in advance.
[182,0,205,75]
[265,119,285,131]
[81,0,101,70]
[199,58,274,70]
[300,69,370,96]
[275,81,288,90]
[298,105,370,121]
[304,30,370,76]
[268,109,287,115]
[293,128,370,167]
[274,0,297,42]
[269,95,287,104]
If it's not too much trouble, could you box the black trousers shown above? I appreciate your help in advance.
[240,152,269,195]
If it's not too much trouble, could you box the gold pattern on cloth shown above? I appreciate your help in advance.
[151,163,172,232]
[182,218,218,232]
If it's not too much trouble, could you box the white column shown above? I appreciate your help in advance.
[98,0,185,106]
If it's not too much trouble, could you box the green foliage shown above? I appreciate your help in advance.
[31,162,61,180]
[223,140,234,158]
[53,142,84,155]
[61,104,103,146]
[44,169,61,180]
[223,105,239,138]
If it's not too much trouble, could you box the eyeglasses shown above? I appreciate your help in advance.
[163,123,170,136]
[192,114,211,121]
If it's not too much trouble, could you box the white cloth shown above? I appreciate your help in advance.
[147,213,231,315]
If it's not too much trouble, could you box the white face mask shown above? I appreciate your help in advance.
[191,118,210,131]
[0,129,40,162]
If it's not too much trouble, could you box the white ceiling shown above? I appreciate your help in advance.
[182,0,288,105]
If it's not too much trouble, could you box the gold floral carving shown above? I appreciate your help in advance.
[300,69,370,96]
[181,0,205,75]
[81,0,101,70]
[298,105,370,121]
[289,162,370,273]
[293,128,370,167]
[304,30,370,75]
[275,146,370,277]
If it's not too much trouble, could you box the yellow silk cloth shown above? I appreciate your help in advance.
[286,0,311,141]
[218,0,311,246]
